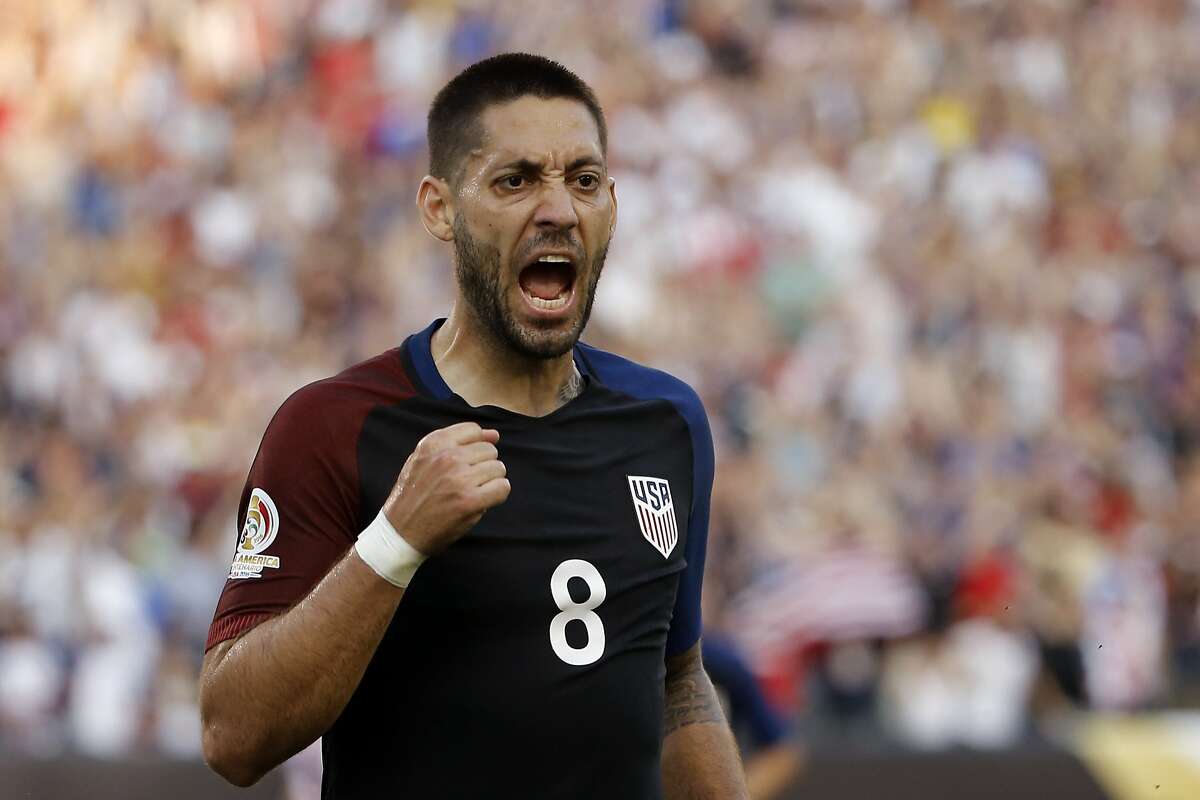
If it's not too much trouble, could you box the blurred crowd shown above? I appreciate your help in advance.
[2,0,1200,762]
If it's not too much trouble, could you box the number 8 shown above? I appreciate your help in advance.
[549,559,606,666]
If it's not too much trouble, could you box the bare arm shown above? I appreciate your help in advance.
[200,422,509,786]
[200,550,404,785]
[661,641,749,800]
[744,744,805,800]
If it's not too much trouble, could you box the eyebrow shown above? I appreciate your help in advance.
[495,156,603,174]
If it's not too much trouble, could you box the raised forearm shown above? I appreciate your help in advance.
[661,642,749,800]
[200,422,509,786]
[200,549,404,785]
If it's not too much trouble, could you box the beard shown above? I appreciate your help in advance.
[452,215,608,359]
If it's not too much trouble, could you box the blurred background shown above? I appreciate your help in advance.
[2,0,1200,798]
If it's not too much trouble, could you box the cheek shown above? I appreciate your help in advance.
[468,214,513,270]
[583,207,614,245]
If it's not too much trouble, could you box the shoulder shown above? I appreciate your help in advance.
[277,348,414,417]
[263,348,416,447]
[576,342,708,431]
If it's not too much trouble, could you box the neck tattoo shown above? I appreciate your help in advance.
[557,368,584,405]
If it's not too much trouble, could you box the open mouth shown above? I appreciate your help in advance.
[518,254,577,312]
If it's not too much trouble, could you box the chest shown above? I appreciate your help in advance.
[356,394,694,598]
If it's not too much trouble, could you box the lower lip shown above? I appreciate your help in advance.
[518,282,578,320]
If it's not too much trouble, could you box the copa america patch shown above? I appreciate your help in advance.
[627,475,678,559]
[229,488,282,579]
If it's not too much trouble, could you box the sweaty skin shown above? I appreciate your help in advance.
[454,149,490,201]
[417,97,615,417]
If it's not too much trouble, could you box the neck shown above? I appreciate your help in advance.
[431,303,582,417]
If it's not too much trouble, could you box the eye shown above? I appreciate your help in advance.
[575,174,599,190]
[501,175,527,190]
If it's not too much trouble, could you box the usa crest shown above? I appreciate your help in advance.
[229,488,282,579]
[627,475,678,559]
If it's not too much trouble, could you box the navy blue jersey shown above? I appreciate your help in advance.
[207,319,713,799]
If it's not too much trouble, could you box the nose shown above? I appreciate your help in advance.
[532,180,579,233]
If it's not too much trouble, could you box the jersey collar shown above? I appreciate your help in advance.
[409,319,455,399]
[406,318,594,401]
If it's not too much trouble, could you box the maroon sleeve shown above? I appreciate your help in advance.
[206,371,388,651]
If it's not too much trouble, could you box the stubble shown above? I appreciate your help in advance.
[451,215,608,360]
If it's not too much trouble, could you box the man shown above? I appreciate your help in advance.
[200,53,748,799]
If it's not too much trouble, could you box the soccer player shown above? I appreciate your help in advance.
[199,53,748,799]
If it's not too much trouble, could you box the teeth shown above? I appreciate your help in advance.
[537,255,571,263]
[527,294,569,310]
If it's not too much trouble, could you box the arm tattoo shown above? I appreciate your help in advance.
[663,643,725,735]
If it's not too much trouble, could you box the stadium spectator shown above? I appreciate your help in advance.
[1,0,1199,772]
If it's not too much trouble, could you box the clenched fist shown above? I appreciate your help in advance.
[381,422,510,555]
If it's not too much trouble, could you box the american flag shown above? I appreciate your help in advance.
[726,544,927,673]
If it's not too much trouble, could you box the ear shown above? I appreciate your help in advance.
[416,176,455,242]
[606,175,618,239]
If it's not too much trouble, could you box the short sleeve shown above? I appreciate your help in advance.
[664,388,714,658]
[206,382,365,650]
[573,343,716,660]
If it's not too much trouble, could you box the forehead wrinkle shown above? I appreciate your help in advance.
[491,148,602,175]
[478,100,603,165]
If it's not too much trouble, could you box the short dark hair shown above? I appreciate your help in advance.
[427,53,607,185]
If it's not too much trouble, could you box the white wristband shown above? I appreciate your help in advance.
[354,510,428,588]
